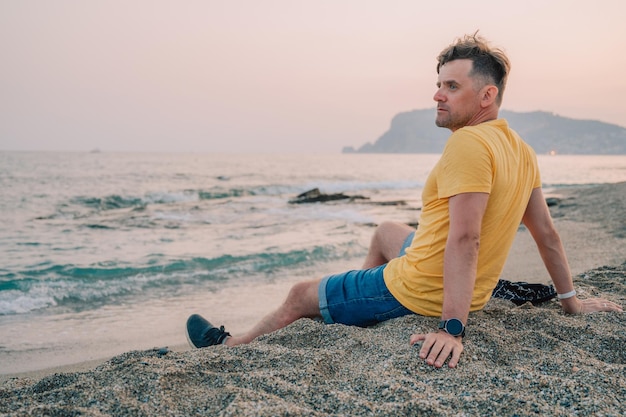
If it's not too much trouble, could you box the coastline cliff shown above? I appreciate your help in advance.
[344,109,626,155]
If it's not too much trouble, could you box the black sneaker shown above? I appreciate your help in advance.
[186,314,231,348]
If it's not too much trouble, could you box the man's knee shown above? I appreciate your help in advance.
[287,281,312,300]
[285,280,321,317]
[373,221,409,245]
[375,221,394,233]
[369,221,413,261]
[372,221,393,244]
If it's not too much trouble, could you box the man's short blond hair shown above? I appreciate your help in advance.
[437,33,511,106]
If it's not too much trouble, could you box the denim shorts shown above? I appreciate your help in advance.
[318,232,415,327]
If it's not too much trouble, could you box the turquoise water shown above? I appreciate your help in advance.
[0,152,625,373]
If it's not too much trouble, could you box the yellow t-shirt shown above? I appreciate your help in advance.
[383,119,541,316]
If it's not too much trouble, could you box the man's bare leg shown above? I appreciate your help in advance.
[209,222,413,347]
[225,278,323,346]
[362,221,415,269]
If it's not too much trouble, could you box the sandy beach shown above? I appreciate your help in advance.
[1,182,625,416]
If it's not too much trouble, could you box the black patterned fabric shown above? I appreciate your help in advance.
[491,279,557,306]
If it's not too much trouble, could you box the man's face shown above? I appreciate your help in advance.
[433,59,482,131]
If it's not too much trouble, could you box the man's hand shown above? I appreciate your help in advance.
[561,296,623,314]
[410,331,464,368]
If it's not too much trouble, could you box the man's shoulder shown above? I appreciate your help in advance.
[446,122,501,148]
[455,118,529,144]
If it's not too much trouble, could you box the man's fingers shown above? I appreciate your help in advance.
[418,338,436,360]
[447,344,463,368]
[431,342,452,368]
[409,333,438,361]
[409,333,427,345]
[598,299,623,312]
[581,299,624,313]
[410,332,464,368]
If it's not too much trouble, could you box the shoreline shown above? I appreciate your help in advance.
[1,182,625,415]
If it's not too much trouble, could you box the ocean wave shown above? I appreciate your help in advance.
[542,182,605,189]
[298,180,422,194]
[197,188,255,200]
[196,183,415,201]
[0,245,351,316]
[42,180,421,219]
[123,181,419,204]
[540,183,612,196]
[71,195,146,211]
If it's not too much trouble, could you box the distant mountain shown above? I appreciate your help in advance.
[343,109,626,155]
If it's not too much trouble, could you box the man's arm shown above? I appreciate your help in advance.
[442,192,489,323]
[522,187,623,314]
[410,192,489,368]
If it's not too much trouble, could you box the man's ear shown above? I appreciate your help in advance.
[481,85,499,107]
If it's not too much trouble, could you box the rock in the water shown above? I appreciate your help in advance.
[289,188,368,204]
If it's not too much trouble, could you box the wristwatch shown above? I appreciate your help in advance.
[438,318,466,338]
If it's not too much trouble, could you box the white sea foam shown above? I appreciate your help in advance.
[0,289,57,315]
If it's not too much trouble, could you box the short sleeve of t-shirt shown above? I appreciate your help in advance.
[438,129,493,198]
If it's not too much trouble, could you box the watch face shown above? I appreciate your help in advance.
[446,319,464,336]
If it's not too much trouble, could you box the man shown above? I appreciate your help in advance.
[187,34,623,368]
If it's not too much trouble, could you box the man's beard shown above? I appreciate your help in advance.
[435,111,471,131]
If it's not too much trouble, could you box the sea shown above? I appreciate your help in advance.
[1,152,626,374]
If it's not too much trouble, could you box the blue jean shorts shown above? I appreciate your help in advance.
[318,232,415,327]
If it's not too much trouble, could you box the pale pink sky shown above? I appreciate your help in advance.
[1,0,625,153]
